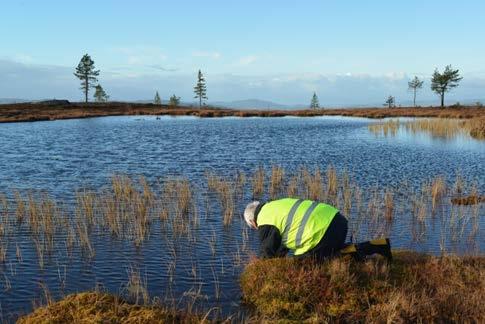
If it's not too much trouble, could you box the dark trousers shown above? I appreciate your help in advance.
[297,212,348,262]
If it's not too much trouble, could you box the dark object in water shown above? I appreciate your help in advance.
[451,195,485,205]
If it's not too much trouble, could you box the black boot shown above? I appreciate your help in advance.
[355,238,392,262]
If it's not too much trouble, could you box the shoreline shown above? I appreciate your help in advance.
[17,252,485,323]
[1,102,485,124]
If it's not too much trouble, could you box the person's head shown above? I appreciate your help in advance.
[243,201,260,229]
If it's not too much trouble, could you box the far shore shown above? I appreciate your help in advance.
[1,101,484,124]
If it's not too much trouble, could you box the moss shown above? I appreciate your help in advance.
[17,292,203,324]
[240,251,485,322]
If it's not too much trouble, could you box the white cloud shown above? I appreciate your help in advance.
[237,55,258,65]
[13,54,34,64]
[192,51,221,60]
[113,46,167,65]
[2,59,485,106]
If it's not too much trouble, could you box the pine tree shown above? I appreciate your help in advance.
[310,92,320,109]
[384,95,395,108]
[169,94,181,107]
[154,91,161,105]
[93,84,109,102]
[431,65,462,108]
[408,76,424,107]
[193,70,207,108]
[74,54,100,103]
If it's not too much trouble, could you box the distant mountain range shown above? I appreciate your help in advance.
[211,99,297,109]
[0,98,31,104]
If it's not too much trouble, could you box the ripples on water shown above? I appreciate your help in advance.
[0,116,483,321]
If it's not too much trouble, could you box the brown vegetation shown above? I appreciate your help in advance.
[0,166,481,267]
[369,117,485,140]
[240,252,485,322]
[17,292,206,324]
[1,102,485,123]
[451,195,485,205]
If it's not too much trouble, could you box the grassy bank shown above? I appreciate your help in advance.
[240,252,485,322]
[17,252,485,323]
[1,102,485,123]
[17,292,206,323]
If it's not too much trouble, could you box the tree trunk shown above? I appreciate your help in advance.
[85,76,88,103]
[413,89,416,107]
[441,93,445,108]
[199,96,201,109]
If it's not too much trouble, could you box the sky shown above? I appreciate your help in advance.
[1,0,485,106]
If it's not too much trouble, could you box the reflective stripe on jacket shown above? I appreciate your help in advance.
[257,198,339,255]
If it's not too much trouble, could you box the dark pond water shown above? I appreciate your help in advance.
[0,116,483,321]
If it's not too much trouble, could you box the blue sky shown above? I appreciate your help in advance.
[1,1,484,106]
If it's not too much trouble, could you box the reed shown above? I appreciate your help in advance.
[2,273,11,291]
[16,243,22,263]
[33,237,45,270]
[269,165,285,199]
[384,188,394,221]
[302,167,324,201]
[0,193,9,237]
[208,228,217,256]
[76,219,95,258]
[431,176,446,214]
[125,266,149,305]
[326,165,338,202]
[369,118,485,140]
[251,167,265,199]
[211,266,221,300]
[234,170,246,199]
[14,191,26,224]
[465,117,485,139]
[0,165,481,293]
[206,173,235,226]
[368,119,400,137]
[0,241,7,263]
[286,174,299,197]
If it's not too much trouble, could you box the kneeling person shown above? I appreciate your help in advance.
[243,198,392,262]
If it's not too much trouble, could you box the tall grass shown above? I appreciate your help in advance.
[369,117,485,140]
[0,166,481,258]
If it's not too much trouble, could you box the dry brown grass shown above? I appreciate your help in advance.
[16,292,206,323]
[1,102,485,123]
[465,117,485,139]
[451,195,485,205]
[269,165,285,199]
[0,166,480,267]
[206,173,235,226]
[241,251,485,322]
[369,117,485,140]
[251,167,265,199]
